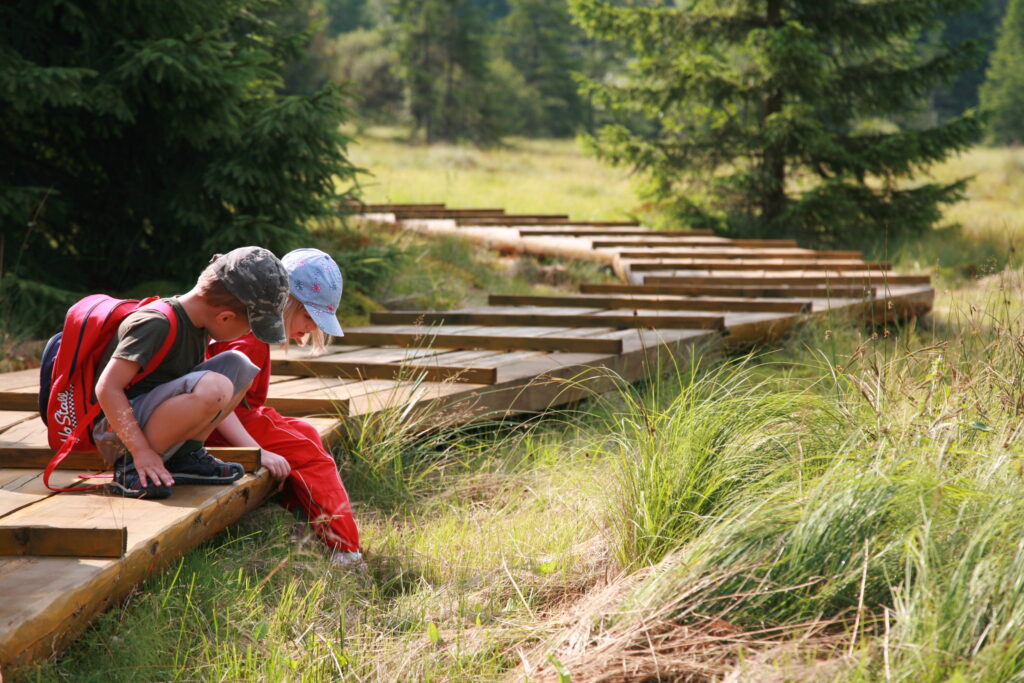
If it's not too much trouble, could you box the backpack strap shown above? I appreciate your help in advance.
[43,299,180,492]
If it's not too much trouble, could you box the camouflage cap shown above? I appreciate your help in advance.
[210,246,289,343]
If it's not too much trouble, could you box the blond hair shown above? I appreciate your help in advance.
[283,294,328,355]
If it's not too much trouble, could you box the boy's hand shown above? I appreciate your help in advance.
[261,450,291,478]
[133,448,175,488]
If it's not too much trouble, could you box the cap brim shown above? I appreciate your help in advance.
[307,306,344,337]
[250,309,287,344]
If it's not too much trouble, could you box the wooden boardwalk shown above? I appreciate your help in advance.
[0,203,933,673]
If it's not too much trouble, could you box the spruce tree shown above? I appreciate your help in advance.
[393,0,497,143]
[570,0,985,245]
[499,0,585,137]
[981,0,1024,143]
[0,0,360,329]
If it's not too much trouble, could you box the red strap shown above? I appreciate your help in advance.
[43,300,181,492]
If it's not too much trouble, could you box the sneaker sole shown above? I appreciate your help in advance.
[106,481,173,499]
[170,471,244,486]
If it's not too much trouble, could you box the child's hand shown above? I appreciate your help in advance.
[133,448,175,488]
[261,450,291,478]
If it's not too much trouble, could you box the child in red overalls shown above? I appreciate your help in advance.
[207,248,361,564]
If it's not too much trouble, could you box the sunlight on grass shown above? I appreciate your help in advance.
[348,127,642,221]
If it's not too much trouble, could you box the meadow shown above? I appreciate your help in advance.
[13,137,1024,681]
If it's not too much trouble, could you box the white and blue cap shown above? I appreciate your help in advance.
[281,248,344,337]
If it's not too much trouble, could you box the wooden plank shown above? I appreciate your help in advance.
[369,311,726,331]
[643,273,931,286]
[397,208,508,218]
[521,229,723,238]
[626,260,889,272]
[615,249,862,260]
[477,225,647,233]
[0,370,41,412]
[0,527,127,559]
[0,412,36,433]
[271,357,497,384]
[0,471,278,670]
[0,447,261,472]
[349,202,446,212]
[579,282,873,299]
[591,238,798,248]
[487,293,810,314]
[341,331,624,354]
[0,370,39,392]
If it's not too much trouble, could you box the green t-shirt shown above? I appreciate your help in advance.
[97,298,208,399]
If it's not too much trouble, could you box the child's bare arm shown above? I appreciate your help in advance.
[95,357,175,488]
[217,412,291,479]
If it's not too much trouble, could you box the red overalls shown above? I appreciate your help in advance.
[206,333,359,553]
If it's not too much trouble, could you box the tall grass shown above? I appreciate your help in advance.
[520,286,1024,680]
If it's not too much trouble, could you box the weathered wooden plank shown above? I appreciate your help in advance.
[0,527,127,559]
[0,470,278,670]
[0,370,41,412]
[579,282,873,299]
[592,238,798,248]
[0,447,262,472]
[615,249,862,260]
[271,356,498,384]
[626,260,889,272]
[0,412,37,433]
[521,229,722,238]
[349,202,446,212]
[370,311,726,330]
[643,273,931,286]
[396,208,508,218]
[341,330,624,354]
[487,293,810,314]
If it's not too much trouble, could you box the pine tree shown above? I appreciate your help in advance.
[499,0,585,137]
[570,0,985,245]
[0,0,360,331]
[981,0,1024,143]
[393,0,497,143]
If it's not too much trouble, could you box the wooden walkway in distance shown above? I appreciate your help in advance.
[0,203,933,674]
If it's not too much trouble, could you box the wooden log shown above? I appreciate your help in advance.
[341,331,624,354]
[644,274,931,286]
[369,311,727,331]
[0,447,262,472]
[272,357,498,384]
[580,282,873,299]
[0,526,127,558]
[626,260,889,272]
[487,293,810,314]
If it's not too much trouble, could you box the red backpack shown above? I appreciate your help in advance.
[39,295,179,491]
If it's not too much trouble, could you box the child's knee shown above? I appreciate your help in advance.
[191,372,235,414]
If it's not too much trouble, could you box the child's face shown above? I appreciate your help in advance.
[208,309,251,342]
[288,307,317,342]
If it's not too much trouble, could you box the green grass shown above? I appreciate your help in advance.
[348,126,642,221]
[14,141,1024,680]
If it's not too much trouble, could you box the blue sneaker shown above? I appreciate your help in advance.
[165,441,244,485]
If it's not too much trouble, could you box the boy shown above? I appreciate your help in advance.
[94,246,289,499]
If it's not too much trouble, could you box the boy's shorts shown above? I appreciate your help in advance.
[93,350,259,465]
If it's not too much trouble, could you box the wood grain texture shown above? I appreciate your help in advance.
[0,527,126,558]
